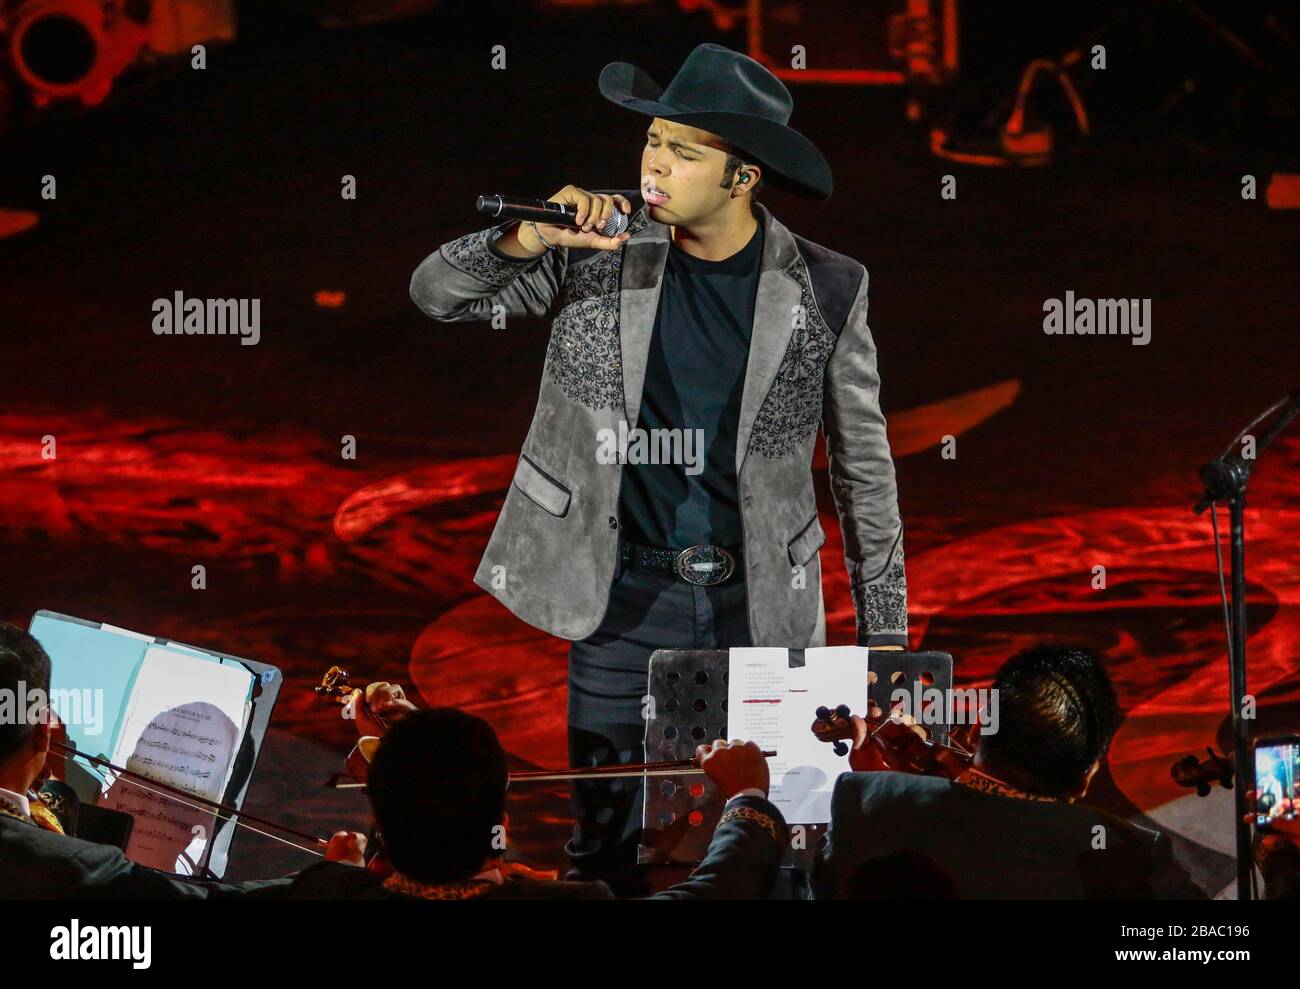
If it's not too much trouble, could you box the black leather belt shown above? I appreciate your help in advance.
[619,541,743,587]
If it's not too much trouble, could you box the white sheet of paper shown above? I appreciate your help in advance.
[99,623,155,642]
[102,645,252,873]
[727,646,869,823]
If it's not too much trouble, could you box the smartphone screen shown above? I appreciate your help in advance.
[1255,738,1300,828]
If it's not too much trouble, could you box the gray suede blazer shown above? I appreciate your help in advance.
[409,191,907,648]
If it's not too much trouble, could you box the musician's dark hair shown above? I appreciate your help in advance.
[0,623,52,762]
[979,643,1119,799]
[367,707,508,885]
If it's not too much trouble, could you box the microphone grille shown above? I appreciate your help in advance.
[602,210,630,237]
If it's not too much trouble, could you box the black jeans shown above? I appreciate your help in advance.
[564,552,752,896]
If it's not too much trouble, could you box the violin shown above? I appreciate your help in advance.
[810,702,976,780]
[1171,747,1235,797]
[314,665,406,785]
[314,665,776,787]
[316,666,777,883]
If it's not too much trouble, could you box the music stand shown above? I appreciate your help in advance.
[638,647,954,870]
[29,610,282,879]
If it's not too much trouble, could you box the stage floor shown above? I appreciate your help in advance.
[1,10,1296,890]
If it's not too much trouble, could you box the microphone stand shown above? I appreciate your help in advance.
[1193,390,1300,901]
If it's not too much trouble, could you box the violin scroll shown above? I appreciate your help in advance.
[812,700,974,780]
[814,705,855,756]
[315,665,354,701]
[1171,747,1235,797]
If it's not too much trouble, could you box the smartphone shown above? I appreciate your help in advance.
[1254,735,1300,829]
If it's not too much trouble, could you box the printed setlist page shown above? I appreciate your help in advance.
[726,646,868,823]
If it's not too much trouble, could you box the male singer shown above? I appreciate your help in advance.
[410,44,908,894]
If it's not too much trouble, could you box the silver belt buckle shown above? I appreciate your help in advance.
[675,545,736,586]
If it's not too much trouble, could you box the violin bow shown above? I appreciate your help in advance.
[324,752,779,789]
[508,754,779,783]
[51,740,329,857]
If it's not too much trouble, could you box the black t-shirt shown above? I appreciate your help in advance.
[618,220,764,549]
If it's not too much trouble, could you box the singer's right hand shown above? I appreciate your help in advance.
[525,185,633,252]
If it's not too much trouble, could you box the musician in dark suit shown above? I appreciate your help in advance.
[285,705,788,900]
[811,643,1207,899]
[0,623,289,900]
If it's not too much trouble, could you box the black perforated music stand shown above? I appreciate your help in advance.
[638,648,954,867]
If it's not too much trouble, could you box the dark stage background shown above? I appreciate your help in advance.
[1,1,1297,891]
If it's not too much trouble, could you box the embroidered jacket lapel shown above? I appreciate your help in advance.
[616,209,670,430]
[735,203,802,474]
[616,201,802,459]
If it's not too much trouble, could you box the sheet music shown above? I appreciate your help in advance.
[727,646,869,823]
[102,645,252,873]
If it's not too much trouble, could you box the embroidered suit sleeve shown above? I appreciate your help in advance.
[409,220,568,322]
[822,266,909,648]
[648,795,789,900]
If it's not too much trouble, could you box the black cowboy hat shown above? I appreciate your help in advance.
[598,43,833,201]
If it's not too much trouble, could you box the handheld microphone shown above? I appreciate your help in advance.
[476,194,629,236]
